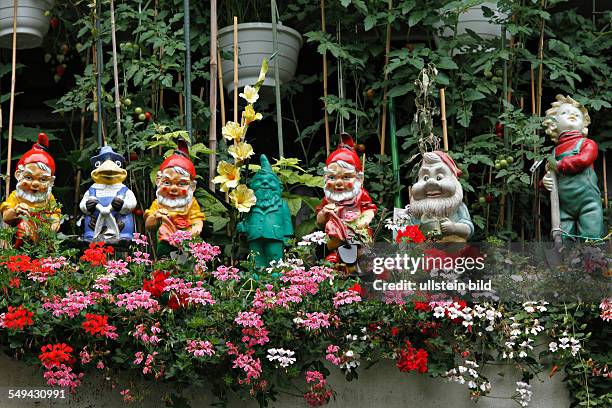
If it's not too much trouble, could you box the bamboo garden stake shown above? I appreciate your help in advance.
[209,0,218,190]
[110,0,122,142]
[320,0,330,156]
[233,16,238,123]
[379,0,392,155]
[440,88,448,152]
[5,0,18,195]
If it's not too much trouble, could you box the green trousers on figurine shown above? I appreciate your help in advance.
[555,139,604,239]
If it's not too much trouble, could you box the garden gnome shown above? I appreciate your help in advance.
[80,146,137,243]
[316,133,378,263]
[0,133,61,243]
[237,154,293,268]
[409,151,473,242]
[542,95,604,239]
[144,140,205,256]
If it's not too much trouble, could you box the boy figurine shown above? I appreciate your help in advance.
[145,141,205,256]
[542,95,604,239]
[1,133,61,243]
[237,155,293,268]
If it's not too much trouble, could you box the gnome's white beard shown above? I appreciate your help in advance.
[157,187,194,209]
[16,181,52,204]
[324,180,362,204]
[411,180,463,219]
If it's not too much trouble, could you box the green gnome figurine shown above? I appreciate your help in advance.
[238,155,293,268]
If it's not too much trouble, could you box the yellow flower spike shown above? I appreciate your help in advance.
[212,161,240,192]
[228,142,255,163]
[243,104,263,125]
[221,121,245,143]
[230,184,257,213]
[239,85,259,104]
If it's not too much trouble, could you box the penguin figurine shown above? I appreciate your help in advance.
[79,146,137,243]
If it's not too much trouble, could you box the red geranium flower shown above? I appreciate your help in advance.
[3,305,34,330]
[39,343,74,369]
[348,282,364,297]
[396,341,428,374]
[396,225,426,244]
[3,255,32,273]
[82,313,109,336]
[80,243,114,266]
[413,301,431,311]
[142,270,171,298]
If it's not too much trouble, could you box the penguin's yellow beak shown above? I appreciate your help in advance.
[91,160,127,184]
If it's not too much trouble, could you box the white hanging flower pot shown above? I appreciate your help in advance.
[0,0,54,49]
[218,22,302,93]
[434,2,509,54]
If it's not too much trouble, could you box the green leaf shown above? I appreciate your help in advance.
[364,15,376,31]
[408,10,426,27]
[464,89,486,101]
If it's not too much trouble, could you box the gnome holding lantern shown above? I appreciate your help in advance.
[316,133,378,264]
[80,146,137,243]
[409,151,473,242]
[541,95,604,239]
[0,133,61,243]
[144,140,205,256]
[237,154,293,268]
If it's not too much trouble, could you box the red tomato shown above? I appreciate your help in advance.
[50,17,59,29]
[144,111,152,121]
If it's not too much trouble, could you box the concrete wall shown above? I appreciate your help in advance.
[0,353,570,408]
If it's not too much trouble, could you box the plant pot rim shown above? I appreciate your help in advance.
[218,22,302,42]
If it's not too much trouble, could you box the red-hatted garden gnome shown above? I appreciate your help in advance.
[0,133,61,243]
[542,95,604,239]
[144,141,205,256]
[316,133,377,263]
[409,151,473,242]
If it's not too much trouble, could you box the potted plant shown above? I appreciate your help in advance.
[0,0,54,49]
[217,20,302,93]
[433,1,509,53]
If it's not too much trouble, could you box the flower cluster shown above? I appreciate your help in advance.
[142,270,171,297]
[303,370,333,407]
[294,312,334,331]
[515,381,532,407]
[266,348,296,367]
[39,343,74,369]
[549,332,581,356]
[396,341,428,374]
[297,231,327,246]
[395,225,426,243]
[42,290,99,318]
[43,364,84,390]
[167,230,193,247]
[82,313,117,339]
[325,345,342,366]
[186,340,215,357]
[3,305,34,330]
[133,323,162,345]
[105,259,129,276]
[214,60,268,212]
[188,241,221,272]
[444,359,491,397]
[332,289,361,308]
[115,290,160,313]
[80,242,114,266]
[213,265,240,282]
[599,297,611,321]
[163,277,215,306]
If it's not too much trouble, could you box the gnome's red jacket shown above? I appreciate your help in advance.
[554,131,598,175]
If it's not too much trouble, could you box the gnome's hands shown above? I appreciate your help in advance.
[111,197,124,212]
[15,203,31,217]
[85,199,99,214]
[542,172,554,192]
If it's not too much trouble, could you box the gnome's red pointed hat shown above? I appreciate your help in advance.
[159,139,196,178]
[325,133,362,172]
[17,133,55,175]
[430,150,462,178]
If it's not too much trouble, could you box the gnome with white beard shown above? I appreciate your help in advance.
[316,133,377,263]
[1,133,61,244]
[144,140,205,256]
[409,151,473,242]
